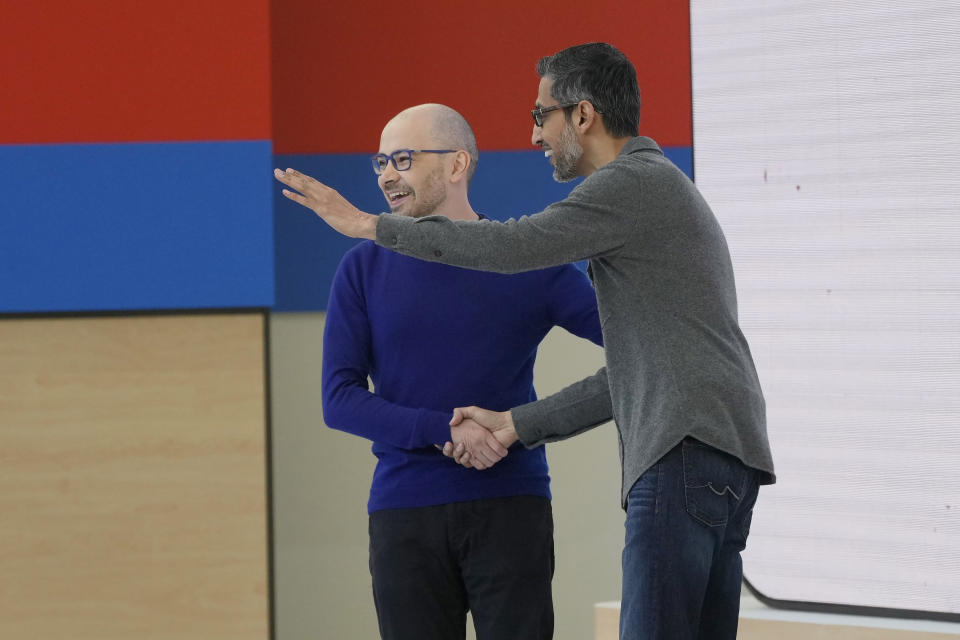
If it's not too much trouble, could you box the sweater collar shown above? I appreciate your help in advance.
[620,136,663,157]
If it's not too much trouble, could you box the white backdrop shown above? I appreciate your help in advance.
[690,0,960,616]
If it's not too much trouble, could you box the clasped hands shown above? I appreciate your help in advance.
[442,406,519,470]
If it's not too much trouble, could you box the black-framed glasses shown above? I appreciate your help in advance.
[531,102,579,127]
[371,149,457,175]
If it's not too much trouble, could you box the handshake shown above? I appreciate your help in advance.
[440,406,519,470]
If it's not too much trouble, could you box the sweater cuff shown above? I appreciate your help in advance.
[375,213,409,249]
[511,402,543,448]
[413,408,453,448]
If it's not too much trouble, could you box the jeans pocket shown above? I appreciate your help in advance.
[682,439,746,528]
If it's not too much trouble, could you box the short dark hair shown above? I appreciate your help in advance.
[536,42,640,138]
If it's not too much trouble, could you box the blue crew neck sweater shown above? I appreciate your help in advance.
[322,238,603,513]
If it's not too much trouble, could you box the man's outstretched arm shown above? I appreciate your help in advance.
[274,163,634,274]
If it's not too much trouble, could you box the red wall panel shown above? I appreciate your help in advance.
[271,0,691,153]
[0,1,271,144]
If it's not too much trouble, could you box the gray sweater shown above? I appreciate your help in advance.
[376,137,775,506]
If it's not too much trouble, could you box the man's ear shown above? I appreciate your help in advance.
[574,101,602,133]
[449,150,471,184]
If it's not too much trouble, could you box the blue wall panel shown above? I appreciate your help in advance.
[273,147,691,311]
[0,141,274,313]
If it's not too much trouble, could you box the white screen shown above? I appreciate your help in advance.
[690,0,960,615]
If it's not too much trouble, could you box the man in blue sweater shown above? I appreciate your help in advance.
[320,103,603,640]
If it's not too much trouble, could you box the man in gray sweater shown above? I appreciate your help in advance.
[275,42,775,640]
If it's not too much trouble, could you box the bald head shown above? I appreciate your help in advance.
[384,104,479,184]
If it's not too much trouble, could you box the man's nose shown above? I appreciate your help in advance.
[531,123,542,148]
[379,161,400,185]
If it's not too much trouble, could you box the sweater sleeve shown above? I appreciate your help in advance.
[321,251,452,449]
[504,265,607,446]
[547,265,604,346]
[512,367,614,447]
[375,163,634,274]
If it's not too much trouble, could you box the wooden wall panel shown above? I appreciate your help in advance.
[0,313,269,639]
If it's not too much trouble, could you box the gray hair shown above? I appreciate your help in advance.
[537,42,640,138]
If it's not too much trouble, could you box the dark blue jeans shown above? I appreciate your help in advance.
[620,438,760,640]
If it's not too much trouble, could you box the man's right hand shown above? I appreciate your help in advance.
[443,407,519,468]
[447,416,509,470]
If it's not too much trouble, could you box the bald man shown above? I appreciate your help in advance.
[319,104,603,640]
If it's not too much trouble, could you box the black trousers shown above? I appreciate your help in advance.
[368,495,555,640]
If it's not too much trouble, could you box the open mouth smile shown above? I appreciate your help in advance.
[386,190,412,206]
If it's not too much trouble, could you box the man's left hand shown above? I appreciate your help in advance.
[274,168,378,239]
